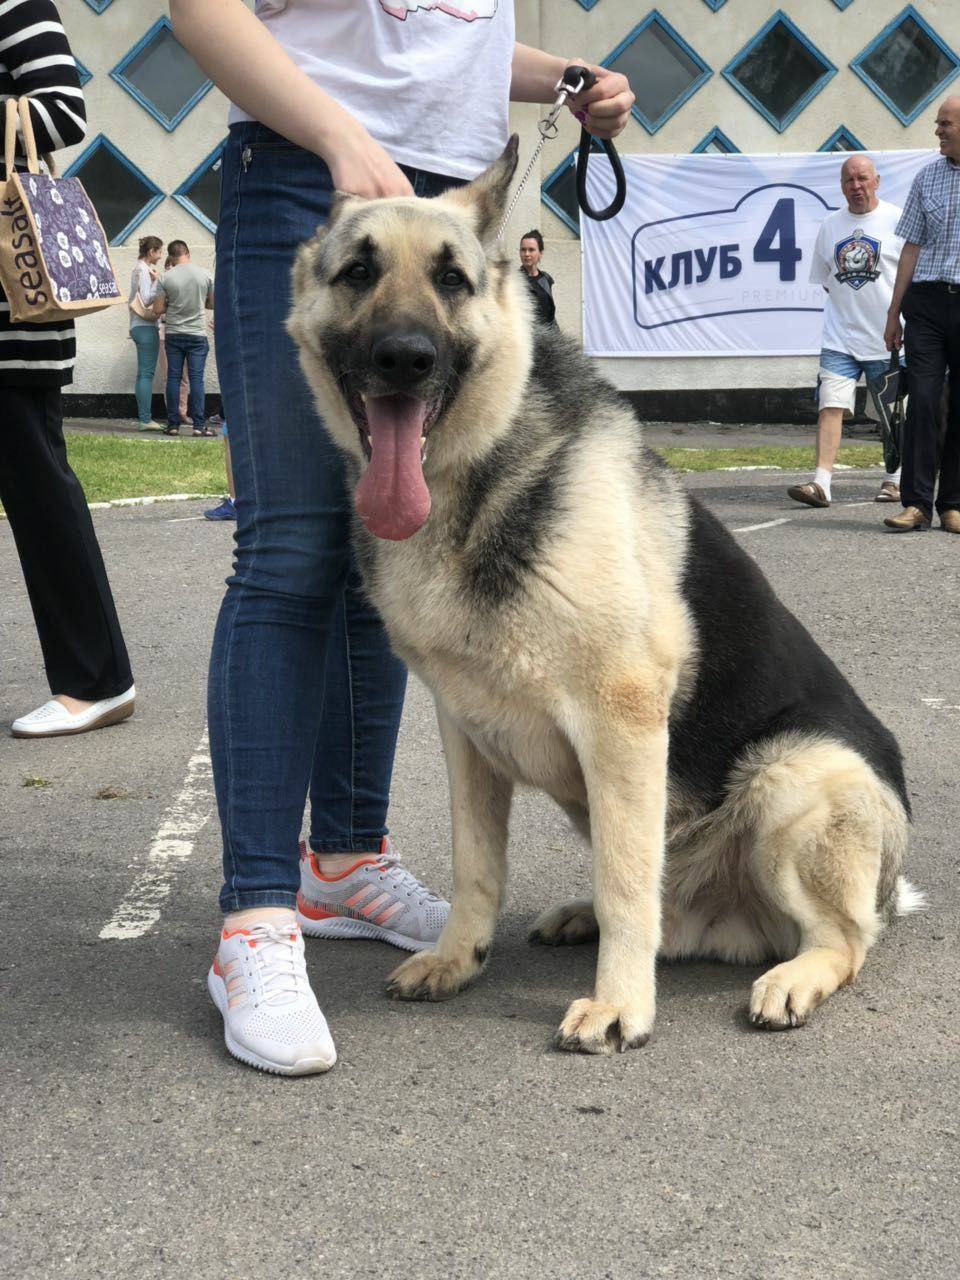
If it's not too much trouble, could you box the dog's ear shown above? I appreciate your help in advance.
[442,134,519,241]
[328,190,365,227]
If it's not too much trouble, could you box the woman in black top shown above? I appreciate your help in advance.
[518,228,557,327]
[0,0,134,737]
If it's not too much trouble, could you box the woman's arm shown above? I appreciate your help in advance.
[136,264,158,305]
[511,44,634,140]
[168,0,411,196]
[1,0,86,153]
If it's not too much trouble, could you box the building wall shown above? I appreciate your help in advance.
[57,0,959,415]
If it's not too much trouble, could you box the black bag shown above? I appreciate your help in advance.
[867,351,906,475]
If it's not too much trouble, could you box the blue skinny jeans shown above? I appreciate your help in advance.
[211,122,463,911]
[130,324,159,424]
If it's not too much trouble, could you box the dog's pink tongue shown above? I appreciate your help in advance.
[355,396,431,541]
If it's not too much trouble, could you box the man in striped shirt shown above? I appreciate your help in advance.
[0,0,135,737]
[883,95,960,534]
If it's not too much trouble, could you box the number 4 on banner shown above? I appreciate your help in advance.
[753,198,802,282]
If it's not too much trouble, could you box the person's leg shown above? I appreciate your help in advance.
[900,287,947,521]
[788,352,855,507]
[813,408,844,486]
[933,292,960,522]
[224,435,235,500]
[211,126,383,912]
[131,326,160,424]
[164,335,187,430]
[185,337,208,432]
[0,386,134,709]
[179,365,190,424]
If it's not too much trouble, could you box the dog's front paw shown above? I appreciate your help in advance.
[529,898,598,946]
[555,997,652,1055]
[386,945,488,1003]
[749,965,815,1030]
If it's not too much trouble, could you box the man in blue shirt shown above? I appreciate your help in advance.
[883,95,960,533]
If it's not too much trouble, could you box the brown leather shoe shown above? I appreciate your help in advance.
[941,509,960,534]
[787,481,830,508]
[884,505,931,532]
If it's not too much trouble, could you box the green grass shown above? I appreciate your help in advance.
[657,444,884,473]
[63,433,226,503]
[0,434,887,515]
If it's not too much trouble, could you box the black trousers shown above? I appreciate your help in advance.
[901,282,960,518]
[0,385,132,701]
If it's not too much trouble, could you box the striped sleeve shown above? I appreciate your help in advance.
[0,0,86,154]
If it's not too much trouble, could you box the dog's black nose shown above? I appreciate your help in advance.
[371,331,436,387]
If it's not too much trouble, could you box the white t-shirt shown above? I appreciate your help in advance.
[229,0,515,180]
[808,199,904,362]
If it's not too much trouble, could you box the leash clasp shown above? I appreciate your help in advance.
[538,64,597,140]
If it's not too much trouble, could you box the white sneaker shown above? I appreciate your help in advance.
[207,921,337,1076]
[297,839,449,952]
[11,685,135,738]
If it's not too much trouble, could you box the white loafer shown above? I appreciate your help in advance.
[11,685,136,738]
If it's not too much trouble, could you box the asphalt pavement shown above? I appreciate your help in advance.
[2,430,957,1280]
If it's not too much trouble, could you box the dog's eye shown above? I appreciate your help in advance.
[344,262,371,282]
[439,268,467,290]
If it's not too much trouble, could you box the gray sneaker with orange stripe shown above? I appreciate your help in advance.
[296,839,449,952]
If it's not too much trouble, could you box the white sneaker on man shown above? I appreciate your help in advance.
[207,920,336,1075]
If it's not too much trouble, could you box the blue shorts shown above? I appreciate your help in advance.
[816,349,890,415]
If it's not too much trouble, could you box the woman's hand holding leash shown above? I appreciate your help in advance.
[564,62,635,140]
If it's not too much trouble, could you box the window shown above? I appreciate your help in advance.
[173,143,226,234]
[819,126,865,152]
[832,0,856,9]
[572,0,602,9]
[851,6,960,126]
[693,126,739,154]
[541,150,581,237]
[64,136,164,244]
[723,12,837,133]
[702,0,728,10]
[110,18,213,132]
[607,14,711,135]
[75,59,92,88]
[80,0,114,12]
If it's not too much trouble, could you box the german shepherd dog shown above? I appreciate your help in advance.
[288,138,921,1054]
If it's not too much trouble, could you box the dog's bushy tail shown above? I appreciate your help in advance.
[892,875,927,916]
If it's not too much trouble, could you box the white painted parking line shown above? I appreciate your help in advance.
[99,729,215,940]
[733,517,793,534]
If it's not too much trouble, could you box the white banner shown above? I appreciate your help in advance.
[581,151,933,358]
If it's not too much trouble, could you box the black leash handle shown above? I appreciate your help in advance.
[562,65,628,223]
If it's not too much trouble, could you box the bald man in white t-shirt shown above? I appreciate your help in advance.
[788,156,904,510]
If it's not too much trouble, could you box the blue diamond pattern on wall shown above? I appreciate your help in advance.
[110,17,213,132]
[693,127,740,154]
[851,5,960,126]
[607,12,712,135]
[173,142,227,235]
[541,149,581,237]
[64,136,164,245]
[819,125,865,152]
[723,13,837,133]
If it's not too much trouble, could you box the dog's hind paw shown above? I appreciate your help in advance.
[386,948,484,1002]
[529,898,598,947]
[554,997,652,1055]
